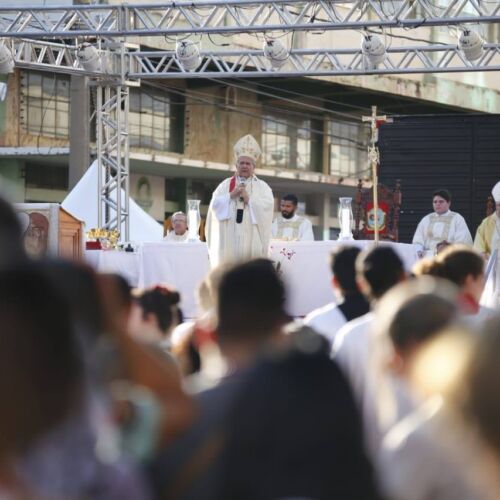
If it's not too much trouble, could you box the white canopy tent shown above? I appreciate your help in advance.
[62,161,163,242]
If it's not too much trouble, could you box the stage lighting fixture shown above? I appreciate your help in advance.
[263,39,288,69]
[459,29,484,62]
[361,34,386,67]
[77,43,103,72]
[0,42,14,74]
[175,40,201,72]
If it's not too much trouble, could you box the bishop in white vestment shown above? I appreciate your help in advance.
[412,189,472,256]
[206,135,274,267]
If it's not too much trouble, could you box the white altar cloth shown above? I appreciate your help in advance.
[86,240,418,318]
[85,249,140,287]
[269,240,419,316]
[138,242,210,318]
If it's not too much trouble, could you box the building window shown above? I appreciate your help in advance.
[21,71,70,139]
[262,112,313,170]
[25,164,68,190]
[129,87,184,152]
[329,120,368,178]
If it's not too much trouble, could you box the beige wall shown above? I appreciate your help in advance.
[0,70,69,149]
[184,86,261,164]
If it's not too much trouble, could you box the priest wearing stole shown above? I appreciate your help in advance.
[412,189,472,257]
[474,180,500,258]
[206,135,274,267]
[271,194,314,241]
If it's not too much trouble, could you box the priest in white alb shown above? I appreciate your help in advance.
[271,193,314,241]
[164,211,189,242]
[412,189,472,257]
[474,180,500,259]
[205,135,274,267]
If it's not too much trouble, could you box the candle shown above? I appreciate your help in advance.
[341,208,351,238]
[188,209,198,239]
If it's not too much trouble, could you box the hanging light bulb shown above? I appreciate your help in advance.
[263,39,288,69]
[175,40,201,72]
[361,34,386,68]
[458,29,484,62]
[0,41,14,74]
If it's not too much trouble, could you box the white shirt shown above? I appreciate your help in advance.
[303,302,346,346]
[379,397,500,500]
[163,231,188,242]
[412,210,473,255]
[333,313,417,457]
[271,213,314,241]
[332,312,374,404]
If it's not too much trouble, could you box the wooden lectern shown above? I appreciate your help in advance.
[14,203,84,261]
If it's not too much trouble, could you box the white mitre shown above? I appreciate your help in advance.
[492,180,500,203]
[233,134,261,163]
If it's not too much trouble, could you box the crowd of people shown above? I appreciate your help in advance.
[1,183,500,499]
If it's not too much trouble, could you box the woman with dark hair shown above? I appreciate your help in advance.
[413,244,494,323]
[128,285,183,347]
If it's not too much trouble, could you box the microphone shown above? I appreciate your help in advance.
[236,179,246,224]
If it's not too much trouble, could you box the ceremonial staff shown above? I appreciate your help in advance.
[362,106,386,245]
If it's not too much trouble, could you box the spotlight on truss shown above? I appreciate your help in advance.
[77,43,103,72]
[459,29,484,62]
[0,41,14,74]
[175,40,201,72]
[263,39,288,69]
[361,34,386,68]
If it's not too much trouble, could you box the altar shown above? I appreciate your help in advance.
[86,240,419,318]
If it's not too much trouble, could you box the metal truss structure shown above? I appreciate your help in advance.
[10,39,500,79]
[0,1,499,38]
[96,85,130,241]
[131,43,500,78]
[1,0,500,238]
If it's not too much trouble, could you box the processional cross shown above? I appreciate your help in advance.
[362,106,386,245]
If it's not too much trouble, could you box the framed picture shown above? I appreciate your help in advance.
[14,203,60,258]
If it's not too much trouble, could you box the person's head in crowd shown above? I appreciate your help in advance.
[0,266,83,460]
[97,273,133,334]
[330,245,364,299]
[38,259,104,341]
[171,329,202,378]
[432,189,452,215]
[462,315,500,461]
[128,285,182,344]
[218,347,380,500]
[417,245,485,312]
[356,246,406,303]
[280,194,299,220]
[216,259,289,363]
[171,212,188,236]
[0,196,27,268]
[375,277,460,378]
[436,240,451,254]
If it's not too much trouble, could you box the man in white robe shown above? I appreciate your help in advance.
[206,135,274,267]
[474,180,500,259]
[412,189,472,257]
[475,181,500,309]
[164,211,188,242]
[271,194,314,241]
